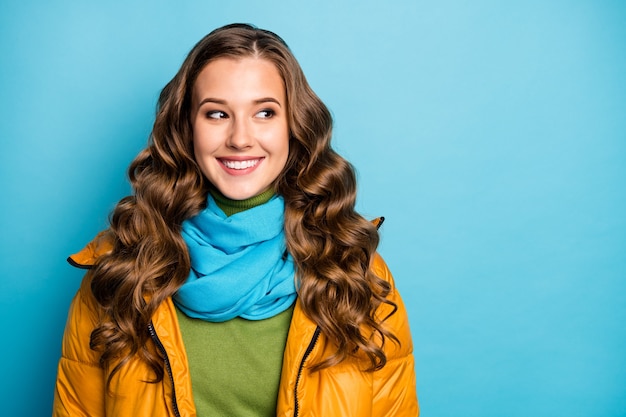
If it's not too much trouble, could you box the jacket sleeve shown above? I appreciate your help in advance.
[53,273,106,417]
[371,253,420,416]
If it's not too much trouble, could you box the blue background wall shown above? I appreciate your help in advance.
[1,1,624,415]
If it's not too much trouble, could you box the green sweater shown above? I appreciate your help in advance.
[176,188,294,416]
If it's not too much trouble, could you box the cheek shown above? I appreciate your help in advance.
[270,130,290,165]
[281,139,290,163]
[192,127,219,155]
[191,137,205,167]
[275,138,290,175]
[191,131,218,177]
[275,123,290,155]
[192,134,204,155]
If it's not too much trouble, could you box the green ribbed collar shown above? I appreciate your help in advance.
[208,187,276,217]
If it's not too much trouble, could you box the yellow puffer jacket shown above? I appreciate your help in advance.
[53,230,419,416]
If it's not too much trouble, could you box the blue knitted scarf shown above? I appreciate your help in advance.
[173,194,296,322]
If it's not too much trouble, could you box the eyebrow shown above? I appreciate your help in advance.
[197,97,282,108]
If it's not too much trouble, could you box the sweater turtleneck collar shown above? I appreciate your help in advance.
[209,187,276,217]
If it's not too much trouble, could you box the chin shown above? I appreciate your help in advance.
[223,189,260,201]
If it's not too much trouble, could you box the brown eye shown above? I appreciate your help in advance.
[207,110,228,119]
[255,109,275,119]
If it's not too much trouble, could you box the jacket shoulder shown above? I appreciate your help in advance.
[371,252,396,288]
[370,253,419,414]
[370,253,414,361]
[59,231,112,361]
[67,230,115,269]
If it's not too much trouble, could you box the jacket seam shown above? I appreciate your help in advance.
[59,355,101,368]
[380,353,414,365]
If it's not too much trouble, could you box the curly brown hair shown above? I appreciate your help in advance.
[89,23,398,388]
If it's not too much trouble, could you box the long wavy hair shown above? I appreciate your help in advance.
[89,23,398,388]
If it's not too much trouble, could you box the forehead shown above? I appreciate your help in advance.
[192,57,285,101]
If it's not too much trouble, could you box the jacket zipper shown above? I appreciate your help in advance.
[293,326,321,417]
[292,217,382,415]
[148,322,181,417]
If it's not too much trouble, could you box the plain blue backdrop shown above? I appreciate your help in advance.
[1,1,624,415]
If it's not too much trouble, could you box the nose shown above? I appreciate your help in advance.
[226,117,253,150]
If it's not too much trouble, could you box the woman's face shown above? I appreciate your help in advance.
[191,57,289,200]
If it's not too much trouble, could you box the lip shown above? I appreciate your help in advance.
[217,156,264,176]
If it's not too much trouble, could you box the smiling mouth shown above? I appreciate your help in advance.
[220,158,262,170]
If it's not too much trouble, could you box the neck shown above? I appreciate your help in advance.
[209,188,275,216]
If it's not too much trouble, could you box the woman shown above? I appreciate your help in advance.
[53,23,418,416]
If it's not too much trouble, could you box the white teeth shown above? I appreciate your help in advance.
[222,159,259,170]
